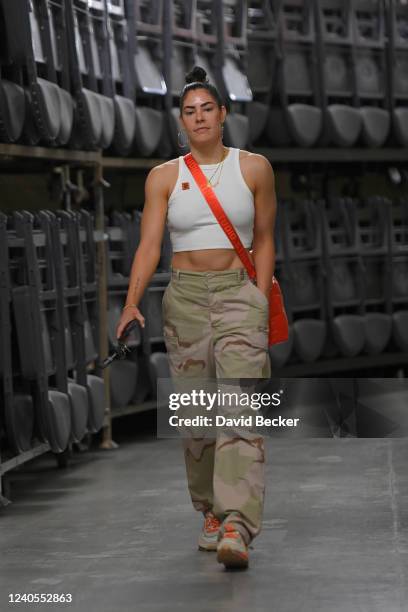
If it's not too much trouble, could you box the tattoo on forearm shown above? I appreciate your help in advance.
[130,276,141,300]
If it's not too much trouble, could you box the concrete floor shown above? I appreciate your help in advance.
[1,425,408,612]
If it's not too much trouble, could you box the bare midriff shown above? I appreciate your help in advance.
[171,248,254,271]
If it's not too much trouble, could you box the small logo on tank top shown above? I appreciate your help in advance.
[182,182,190,190]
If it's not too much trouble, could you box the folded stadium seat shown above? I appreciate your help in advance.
[280,199,327,363]
[107,297,150,406]
[111,209,146,277]
[109,211,162,404]
[0,77,25,143]
[352,197,392,354]
[162,0,199,156]
[268,205,294,368]
[0,0,26,142]
[319,198,366,358]
[144,279,174,397]
[266,0,322,147]
[315,0,362,147]
[246,0,280,146]
[386,0,408,147]
[108,211,153,404]
[0,0,69,145]
[36,211,89,444]
[82,0,115,148]
[49,211,92,440]
[105,0,136,155]
[107,296,139,409]
[195,0,252,149]
[64,0,114,149]
[110,210,135,276]
[111,205,173,392]
[9,211,71,454]
[351,0,390,147]
[105,216,139,409]
[106,220,131,282]
[131,0,166,156]
[389,198,408,351]
[76,210,106,432]
[0,214,35,454]
[42,0,76,145]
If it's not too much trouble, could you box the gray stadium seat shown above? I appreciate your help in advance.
[39,0,75,145]
[247,0,280,145]
[109,211,134,276]
[65,0,115,149]
[0,0,73,145]
[0,213,35,453]
[267,0,322,147]
[352,0,390,147]
[106,212,156,408]
[162,0,197,156]
[77,210,106,432]
[132,0,166,156]
[281,199,327,363]
[107,294,138,408]
[0,0,26,142]
[353,197,392,354]
[10,211,71,453]
[315,0,362,147]
[106,0,137,155]
[319,198,365,357]
[0,79,26,144]
[389,198,408,350]
[45,211,90,443]
[386,0,408,147]
[196,0,252,149]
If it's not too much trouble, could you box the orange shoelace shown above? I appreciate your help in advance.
[221,524,248,559]
[223,523,243,540]
[205,513,221,533]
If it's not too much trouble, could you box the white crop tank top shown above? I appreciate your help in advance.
[166,147,254,252]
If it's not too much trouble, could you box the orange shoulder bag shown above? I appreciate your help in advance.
[184,152,289,346]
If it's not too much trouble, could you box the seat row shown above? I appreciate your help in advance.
[273,195,408,367]
[3,195,404,456]
[104,211,172,411]
[104,194,408,380]
[0,1,406,157]
[248,0,408,148]
[0,210,105,466]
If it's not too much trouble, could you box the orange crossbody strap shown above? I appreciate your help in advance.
[184,152,289,347]
[184,152,257,281]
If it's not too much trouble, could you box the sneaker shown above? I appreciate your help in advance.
[198,511,221,551]
[217,523,249,569]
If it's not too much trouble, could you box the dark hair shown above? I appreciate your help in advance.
[179,66,223,115]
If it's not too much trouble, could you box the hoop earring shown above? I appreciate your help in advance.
[177,129,189,148]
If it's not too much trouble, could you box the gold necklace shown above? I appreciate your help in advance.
[206,148,228,187]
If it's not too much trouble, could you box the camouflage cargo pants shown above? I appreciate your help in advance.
[162,267,271,546]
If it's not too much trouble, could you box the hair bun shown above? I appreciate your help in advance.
[185,66,209,85]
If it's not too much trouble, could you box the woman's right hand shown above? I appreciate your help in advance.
[116,306,145,340]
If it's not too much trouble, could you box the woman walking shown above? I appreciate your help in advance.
[116,66,277,569]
